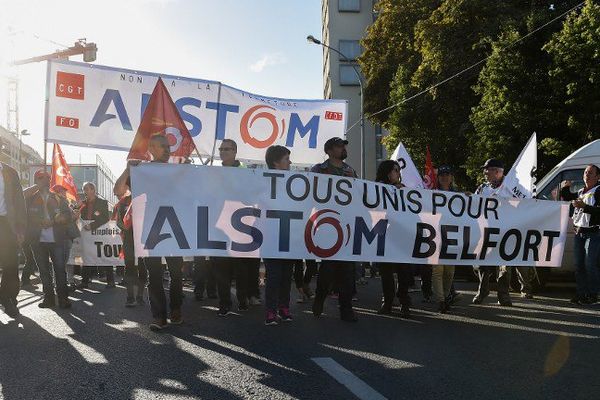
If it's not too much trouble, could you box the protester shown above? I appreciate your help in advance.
[113,190,147,307]
[53,184,80,292]
[77,182,114,289]
[0,161,26,317]
[114,135,184,329]
[431,165,456,313]
[472,159,535,306]
[374,160,412,318]
[214,139,252,316]
[260,145,296,325]
[27,170,72,309]
[560,165,600,305]
[311,137,358,322]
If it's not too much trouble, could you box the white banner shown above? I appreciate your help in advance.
[390,142,424,189]
[130,164,570,267]
[68,220,124,266]
[496,132,537,199]
[45,60,347,165]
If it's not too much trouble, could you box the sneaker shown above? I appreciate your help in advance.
[1,299,19,318]
[169,309,183,325]
[249,296,262,306]
[125,298,136,307]
[38,297,56,309]
[149,318,168,330]
[58,299,72,309]
[279,307,293,322]
[498,299,513,307]
[238,302,249,312]
[217,308,232,317]
[472,296,485,305]
[521,293,534,300]
[265,310,279,326]
[377,304,392,315]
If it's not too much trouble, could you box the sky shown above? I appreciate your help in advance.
[0,0,324,174]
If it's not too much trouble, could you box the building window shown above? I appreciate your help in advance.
[339,64,361,86]
[339,0,360,12]
[338,40,362,61]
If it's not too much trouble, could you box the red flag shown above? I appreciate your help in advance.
[423,145,437,189]
[127,78,196,163]
[50,143,80,203]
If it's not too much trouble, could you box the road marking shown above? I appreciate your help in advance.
[311,357,387,400]
[319,343,423,370]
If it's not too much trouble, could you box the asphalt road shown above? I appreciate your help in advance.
[1,272,599,400]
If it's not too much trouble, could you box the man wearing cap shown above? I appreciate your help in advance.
[310,137,358,322]
[472,159,535,306]
[26,169,72,309]
[0,161,26,317]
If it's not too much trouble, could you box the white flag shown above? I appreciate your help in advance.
[390,142,425,189]
[496,132,537,199]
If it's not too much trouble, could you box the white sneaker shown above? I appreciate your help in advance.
[249,296,262,306]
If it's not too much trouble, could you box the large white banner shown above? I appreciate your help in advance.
[390,142,425,189]
[130,164,570,267]
[45,60,347,165]
[68,220,124,266]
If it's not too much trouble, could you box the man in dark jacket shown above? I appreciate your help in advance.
[310,137,358,322]
[77,182,113,288]
[27,169,72,308]
[0,162,27,317]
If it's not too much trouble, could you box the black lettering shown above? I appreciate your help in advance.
[334,179,352,206]
[95,241,102,257]
[448,195,466,217]
[197,206,226,250]
[104,244,113,258]
[460,227,477,260]
[522,230,542,261]
[440,225,459,260]
[266,210,303,252]
[144,206,190,250]
[352,217,388,256]
[484,198,499,220]
[543,230,560,261]
[432,193,447,215]
[381,186,398,211]
[499,229,522,261]
[231,207,263,252]
[286,174,310,201]
[313,176,332,204]
[407,190,422,214]
[362,182,380,208]
[467,196,483,219]
[412,223,436,258]
[263,172,285,199]
[479,227,500,260]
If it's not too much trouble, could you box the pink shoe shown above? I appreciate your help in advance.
[265,310,279,326]
[278,307,293,322]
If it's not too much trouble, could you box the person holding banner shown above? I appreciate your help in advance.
[214,139,253,315]
[0,161,26,318]
[262,145,296,325]
[311,137,358,322]
[374,160,412,318]
[432,165,457,313]
[53,184,81,293]
[27,170,72,309]
[560,165,600,305]
[115,135,185,329]
[77,182,114,289]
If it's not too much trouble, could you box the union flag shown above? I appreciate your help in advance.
[50,143,80,203]
[127,77,196,163]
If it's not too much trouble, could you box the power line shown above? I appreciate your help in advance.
[346,1,586,133]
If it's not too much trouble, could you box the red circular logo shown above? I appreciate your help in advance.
[304,209,345,258]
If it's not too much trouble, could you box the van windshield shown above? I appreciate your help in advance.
[537,168,584,200]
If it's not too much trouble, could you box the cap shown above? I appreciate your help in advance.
[438,165,453,175]
[324,137,348,152]
[481,158,504,169]
[34,169,50,180]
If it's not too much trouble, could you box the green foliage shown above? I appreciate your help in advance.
[359,0,598,187]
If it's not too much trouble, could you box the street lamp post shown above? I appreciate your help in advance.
[18,129,31,179]
[307,35,365,179]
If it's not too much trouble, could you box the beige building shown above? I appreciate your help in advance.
[0,125,43,185]
[321,0,384,179]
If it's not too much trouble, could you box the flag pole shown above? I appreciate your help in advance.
[208,83,223,166]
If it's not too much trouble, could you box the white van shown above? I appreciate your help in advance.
[535,139,600,283]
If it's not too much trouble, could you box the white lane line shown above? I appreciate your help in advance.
[311,357,387,400]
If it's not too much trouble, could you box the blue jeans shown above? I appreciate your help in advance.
[33,241,68,300]
[573,231,600,297]
[264,259,294,312]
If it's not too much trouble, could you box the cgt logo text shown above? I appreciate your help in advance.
[142,206,388,259]
[85,87,336,149]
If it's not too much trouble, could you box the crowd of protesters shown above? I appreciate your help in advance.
[1,137,599,330]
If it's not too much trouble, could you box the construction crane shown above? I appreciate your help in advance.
[10,38,97,65]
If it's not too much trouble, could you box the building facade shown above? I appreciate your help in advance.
[322,0,385,180]
[0,125,44,185]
